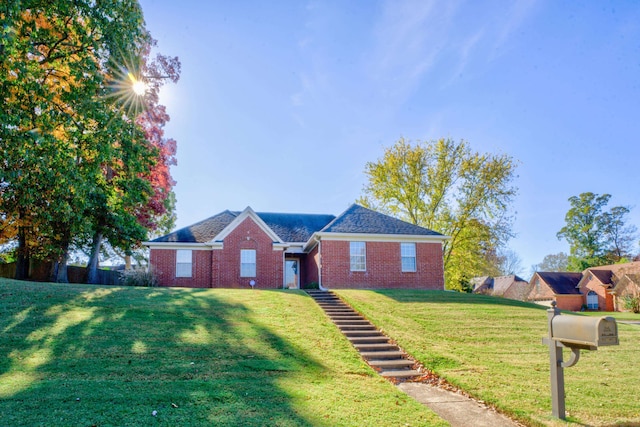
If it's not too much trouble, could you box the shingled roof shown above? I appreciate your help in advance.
[151,210,239,243]
[321,204,444,236]
[537,272,583,295]
[253,212,336,242]
[492,275,527,296]
[150,204,444,245]
[151,210,335,244]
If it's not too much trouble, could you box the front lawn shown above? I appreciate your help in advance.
[336,289,640,427]
[0,279,445,427]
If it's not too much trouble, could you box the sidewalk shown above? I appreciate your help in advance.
[398,382,522,427]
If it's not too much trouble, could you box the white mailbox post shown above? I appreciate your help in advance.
[542,302,619,419]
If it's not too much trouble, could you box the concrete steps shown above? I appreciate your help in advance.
[306,290,421,380]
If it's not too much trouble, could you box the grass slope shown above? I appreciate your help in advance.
[336,289,640,427]
[0,279,445,427]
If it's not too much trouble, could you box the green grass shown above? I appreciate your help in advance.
[580,310,640,321]
[335,289,640,427]
[0,279,446,427]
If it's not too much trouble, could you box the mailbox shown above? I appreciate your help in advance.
[551,315,619,349]
[542,303,620,420]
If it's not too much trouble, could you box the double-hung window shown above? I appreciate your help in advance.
[401,243,416,272]
[350,242,366,271]
[240,249,256,277]
[176,249,193,277]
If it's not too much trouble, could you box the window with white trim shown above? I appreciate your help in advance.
[401,242,416,272]
[240,249,256,277]
[176,249,192,278]
[587,291,599,310]
[350,242,366,271]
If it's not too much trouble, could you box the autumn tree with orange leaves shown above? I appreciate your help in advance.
[0,1,179,282]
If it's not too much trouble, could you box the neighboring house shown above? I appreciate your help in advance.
[610,273,640,311]
[472,275,531,301]
[145,204,448,289]
[527,272,583,311]
[576,269,615,312]
[581,262,640,312]
[471,276,493,294]
[528,262,640,311]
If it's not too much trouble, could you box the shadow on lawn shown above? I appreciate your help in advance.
[369,288,547,310]
[0,281,321,426]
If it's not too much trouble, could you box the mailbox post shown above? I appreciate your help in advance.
[542,302,619,420]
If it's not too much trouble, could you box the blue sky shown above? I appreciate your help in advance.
[138,0,640,273]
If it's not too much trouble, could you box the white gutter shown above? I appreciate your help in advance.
[317,238,327,291]
[143,242,210,250]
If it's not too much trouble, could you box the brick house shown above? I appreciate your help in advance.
[576,269,616,312]
[527,272,584,311]
[610,273,640,311]
[579,262,640,312]
[527,262,640,311]
[145,204,448,289]
[472,275,532,301]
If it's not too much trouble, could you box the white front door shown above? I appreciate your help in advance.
[285,259,299,289]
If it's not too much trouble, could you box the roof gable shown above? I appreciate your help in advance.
[321,204,445,237]
[612,274,640,295]
[213,207,282,243]
[588,269,614,286]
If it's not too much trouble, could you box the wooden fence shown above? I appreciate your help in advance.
[0,261,122,286]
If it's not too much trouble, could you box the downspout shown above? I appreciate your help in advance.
[210,249,214,288]
[317,237,327,291]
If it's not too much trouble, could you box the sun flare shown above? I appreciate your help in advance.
[129,73,148,96]
[105,53,148,118]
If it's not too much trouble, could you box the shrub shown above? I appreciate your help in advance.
[621,295,640,313]
[119,268,158,287]
[304,281,320,290]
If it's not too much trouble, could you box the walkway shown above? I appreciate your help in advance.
[307,290,522,427]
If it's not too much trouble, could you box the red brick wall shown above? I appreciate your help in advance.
[528,275,556,301]
[150,228,445,290]
[556,294,585,311]
[319,240,444,289]
[150,217,284,289]
[212,217,283,289]
[150,248,211,288]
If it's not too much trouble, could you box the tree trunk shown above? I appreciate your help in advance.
[55,233,71,283]
[56,249,70,283]
[15,225,29,280]
[86,232,103,284]
[50,261,58,283]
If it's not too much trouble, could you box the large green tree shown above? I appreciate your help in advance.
[359,138,518,291]
[557,192,638,270]
[0,1,177,282]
